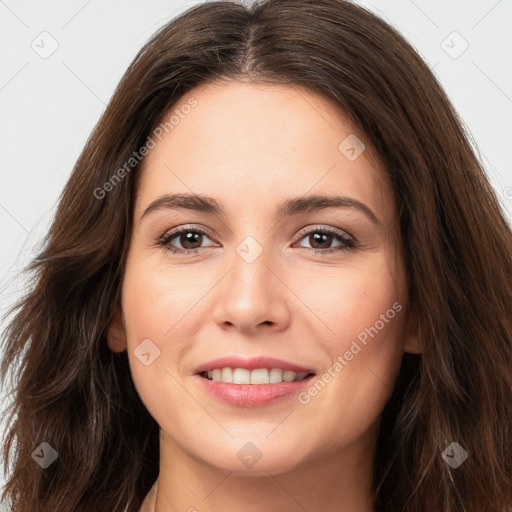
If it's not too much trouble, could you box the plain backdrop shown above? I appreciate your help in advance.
[0,0,511,501]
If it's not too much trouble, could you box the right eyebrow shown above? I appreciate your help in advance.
[141,193,223,220]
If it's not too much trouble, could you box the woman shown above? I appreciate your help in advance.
[1,0,511,511]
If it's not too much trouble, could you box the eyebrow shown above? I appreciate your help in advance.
[140,193,381,226]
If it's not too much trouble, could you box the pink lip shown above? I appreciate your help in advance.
[194,356,314,374]
[194,356,316,407]
[195,374,315,407]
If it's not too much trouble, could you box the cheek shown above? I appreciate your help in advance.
[294,254,406,425]
[119,256,190,410]
[292,253,404,350]
[121,253,201,343]
[343,264,405,377]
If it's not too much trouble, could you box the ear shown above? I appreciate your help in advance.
[403,314,422,354]
[107,307,127,353]
[404,333,422,354]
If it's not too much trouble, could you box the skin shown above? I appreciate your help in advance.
[108,80,421,512]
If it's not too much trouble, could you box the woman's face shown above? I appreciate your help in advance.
[109,81,419,476]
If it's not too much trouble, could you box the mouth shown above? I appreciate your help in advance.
[194,356,317,406]
[198,368,316,384]
[196,369,316,407]
[194,355,316,384]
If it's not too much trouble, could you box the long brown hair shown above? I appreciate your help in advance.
[1,1,511,510]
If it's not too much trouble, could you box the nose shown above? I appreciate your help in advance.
[211,243,291,334]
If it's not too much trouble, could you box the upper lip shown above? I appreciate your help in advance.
[195,356,315,374]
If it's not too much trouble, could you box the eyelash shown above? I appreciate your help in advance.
[155,224,357,255]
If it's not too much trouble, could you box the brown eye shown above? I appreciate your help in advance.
[308,232,334,249]
[176,231,203,250]
[295,226,356,254]
[156,225,356,255]
[156,226,217,254]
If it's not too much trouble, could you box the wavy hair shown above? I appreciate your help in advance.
[1,0,511,510]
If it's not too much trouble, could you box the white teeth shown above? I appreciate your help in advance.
[283,370,296,382]
[269,368,283,383]
[250,368,269,384]
[233,368,251,384]
[203,367,310,384]
[221,367,233,382]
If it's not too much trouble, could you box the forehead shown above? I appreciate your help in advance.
[135,80,395,225]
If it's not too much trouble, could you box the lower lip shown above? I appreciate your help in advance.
[195,374,314,407]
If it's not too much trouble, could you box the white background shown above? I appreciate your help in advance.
[0,0,511,499]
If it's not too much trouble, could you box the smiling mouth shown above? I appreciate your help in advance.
[199,367,316,384]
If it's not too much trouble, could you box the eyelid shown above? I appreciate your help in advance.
[155,223,357,253]
[156,224,219,246]
[294,224,354,243]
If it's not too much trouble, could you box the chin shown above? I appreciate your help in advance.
[194,440,309,476]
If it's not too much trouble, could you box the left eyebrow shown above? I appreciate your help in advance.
[140,192,381,227]
[276,194,381,226]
